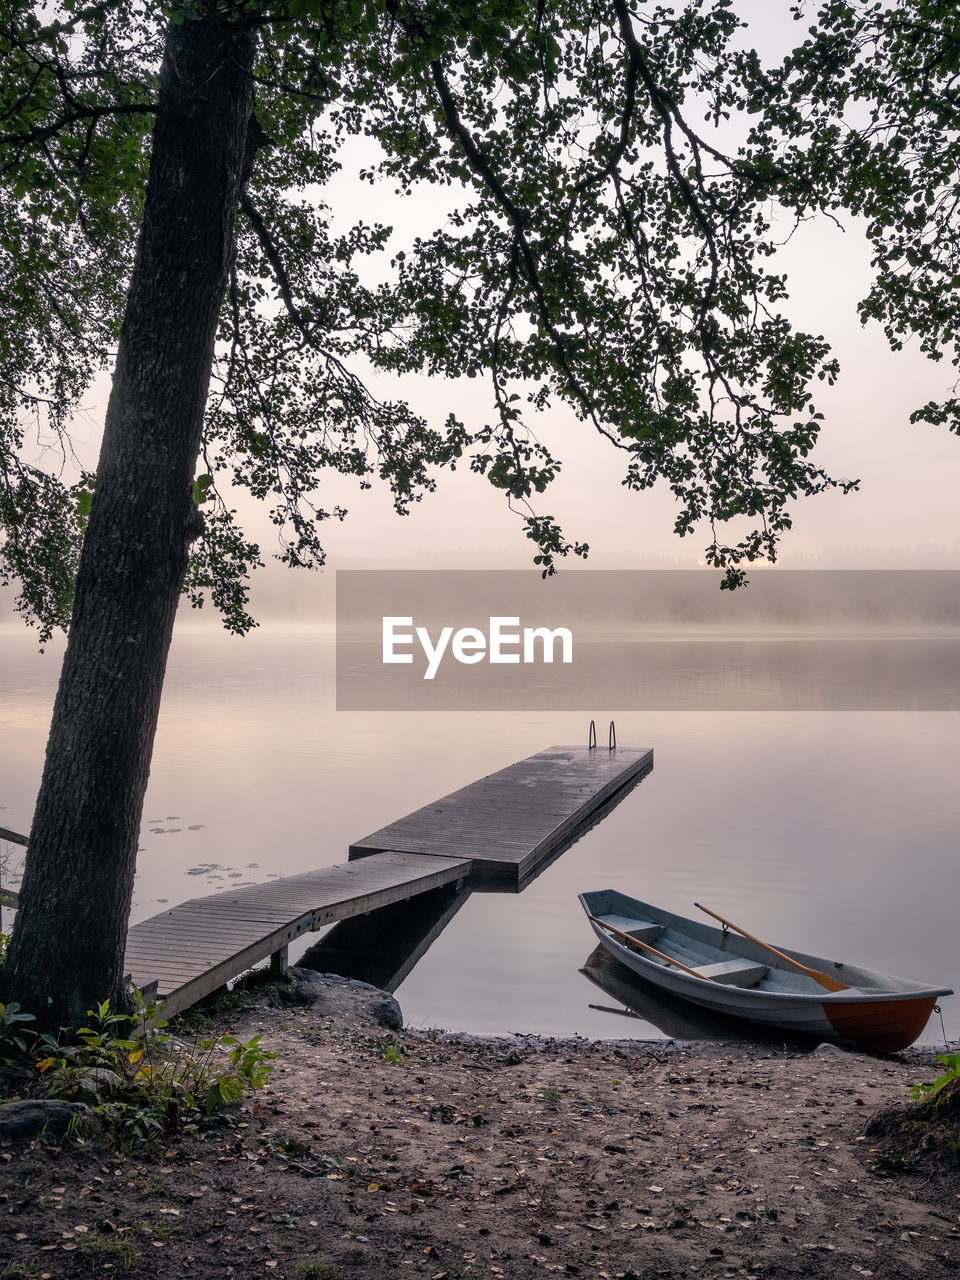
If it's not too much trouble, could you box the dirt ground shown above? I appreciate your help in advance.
[2,978,958,1280]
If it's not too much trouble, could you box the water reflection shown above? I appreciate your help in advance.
[300,883,471,992]
[581,944,812,1046]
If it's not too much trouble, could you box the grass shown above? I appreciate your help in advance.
[293,1261,345,1280]
[134,1173,166,1196]
[1,1261,41,1280]
[146,1220,183,1240]
[75,1231,143,1273]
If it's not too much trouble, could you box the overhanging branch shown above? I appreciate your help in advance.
[0,101,156,153]
[428,59,623,449]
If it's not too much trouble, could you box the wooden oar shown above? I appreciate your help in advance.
[693,902,847,993]
[588,915,717,983]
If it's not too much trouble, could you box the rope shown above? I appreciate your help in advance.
[935,1003,948,1047]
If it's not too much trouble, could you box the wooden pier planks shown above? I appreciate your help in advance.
[349,744,653,884]
[7,744,652,1017]
[123,851,471,1015]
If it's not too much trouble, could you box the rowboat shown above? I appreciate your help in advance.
[580,890,953,1052]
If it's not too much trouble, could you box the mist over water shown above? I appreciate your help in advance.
[1,625,957,1042]
[337,570,960,709]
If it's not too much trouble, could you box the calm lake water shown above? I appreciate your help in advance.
[1,625,957,1043]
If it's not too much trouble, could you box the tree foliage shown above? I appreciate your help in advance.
[3,0,916,646]
[746,1,960,429]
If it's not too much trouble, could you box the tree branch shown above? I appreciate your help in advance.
[428,59,623,449]
[0,101,156,153]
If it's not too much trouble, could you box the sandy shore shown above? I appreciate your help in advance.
[1,976,958,1279]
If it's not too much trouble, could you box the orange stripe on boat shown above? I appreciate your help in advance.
[823,996,939,1052]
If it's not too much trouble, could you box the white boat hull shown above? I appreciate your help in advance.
[580,890,952,1052]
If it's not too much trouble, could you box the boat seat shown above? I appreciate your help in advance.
[694,958,767,987]
[597,914,661,941]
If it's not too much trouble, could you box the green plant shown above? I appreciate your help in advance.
[911,1054,960,1103]
[381,1040,404,1065]
[0,1002,36,1055]
[27,998,276,1144]
[540,1085,559,1107]
[204,1034,276,1112]
[224,1032,276,1086]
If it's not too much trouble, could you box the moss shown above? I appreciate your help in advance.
[923,1075,960,1119]
[866,1077,960,1169]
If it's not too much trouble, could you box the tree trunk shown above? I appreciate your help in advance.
[3,12,258,1027]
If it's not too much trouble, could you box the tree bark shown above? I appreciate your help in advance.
[3,11,258,1027]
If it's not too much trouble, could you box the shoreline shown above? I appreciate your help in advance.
[2,974,958,1279]
[411,1027,960,1063]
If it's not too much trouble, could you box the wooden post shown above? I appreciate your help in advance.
[270,945,288,977]
[0,828,28,935]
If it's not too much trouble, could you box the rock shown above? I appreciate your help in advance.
[811,1042,846,1056]
[287,968,403,1030]
[0,1099,89,1141]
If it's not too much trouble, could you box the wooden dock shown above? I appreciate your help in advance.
[350,744,653,885]
[123,852,471,1016]
[6,743,653,1016]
